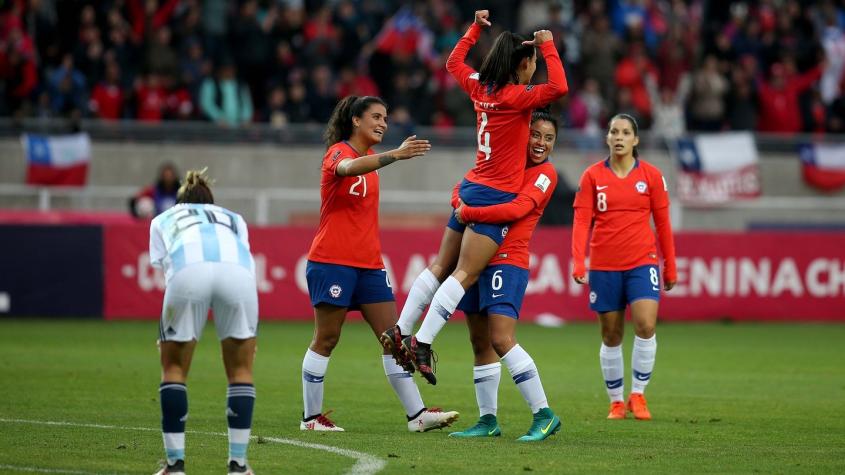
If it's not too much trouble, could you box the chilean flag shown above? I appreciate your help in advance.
[799,143,845,192]
[22,133,91,186]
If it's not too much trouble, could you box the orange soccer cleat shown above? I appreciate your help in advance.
[607,401,626,419]
[627,393,652,420]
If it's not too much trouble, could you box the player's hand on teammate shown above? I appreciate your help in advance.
[474,10,491,27]
[454,199,466,224]
[664,279,676,291]
[573,275,587,285]
[394,135,431,160]
[523,30,553,46]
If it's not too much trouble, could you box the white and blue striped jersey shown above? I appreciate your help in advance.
[149,203,255,283]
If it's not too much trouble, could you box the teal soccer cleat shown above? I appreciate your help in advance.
[448,414,501,438]
[516,408,561,442]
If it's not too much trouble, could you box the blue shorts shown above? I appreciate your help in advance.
[457,264,529,319]
[588,265,661,313]
[446,179,517,245]
[306,261,394,309]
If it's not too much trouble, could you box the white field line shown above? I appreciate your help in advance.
[0,418,387,475]
[0,465,99,474]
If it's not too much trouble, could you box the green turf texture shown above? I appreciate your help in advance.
[1,319,843,474]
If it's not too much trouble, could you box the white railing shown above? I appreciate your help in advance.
[0,184,448,225]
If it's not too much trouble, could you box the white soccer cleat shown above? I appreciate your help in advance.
[300,411,345,432]
[408,407,459,432]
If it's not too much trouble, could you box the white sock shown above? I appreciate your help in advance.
[383,355,425,418]
[302,349,329,419]
[415,276,464,344]
[227,428,250,466]
[631,335,657,394]
[599,343,624,402]
[502,345,548,413]
[162,433,184,466]
[473,362,501,417]
[397,269,440,335]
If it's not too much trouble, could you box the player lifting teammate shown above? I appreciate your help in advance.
[448,111,563,441]
[381,9,569,386]
[571,114,677,421]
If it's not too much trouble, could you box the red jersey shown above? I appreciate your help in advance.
[456,162,557,269]
[571,158,677,280]
[308,142,384,269]
[447,23,568,193]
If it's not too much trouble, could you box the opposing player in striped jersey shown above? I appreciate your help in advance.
[150,169,258,475]
[383,9,568,385]
[447,112,562,441]
[572,114,677,421]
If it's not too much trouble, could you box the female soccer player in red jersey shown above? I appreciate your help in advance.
[301,95,458,433]
[382,10,569,385]
[447,111,562,441]
[571,113,677,421]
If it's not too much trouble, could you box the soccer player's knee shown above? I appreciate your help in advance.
[469,336,491,356]
[491,334,515,356]
[602,331,623,347]
[312,334,340,354]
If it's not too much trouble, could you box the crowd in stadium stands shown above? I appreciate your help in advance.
[1,0,844,136]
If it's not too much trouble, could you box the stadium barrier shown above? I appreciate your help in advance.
[2,221,843,321]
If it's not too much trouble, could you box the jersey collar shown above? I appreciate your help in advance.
[604,157,639,169]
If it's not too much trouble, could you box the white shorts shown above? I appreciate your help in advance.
[159,262,258,342]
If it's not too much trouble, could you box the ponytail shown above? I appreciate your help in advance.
[323,95,388,147]
[177,168,215,204]
[478,31,535,93]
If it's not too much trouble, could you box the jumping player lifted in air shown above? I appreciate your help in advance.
[381,9,569,386]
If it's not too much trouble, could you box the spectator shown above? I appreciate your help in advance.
[199,62,253,127]
[757,61,823,134]
[129,162,180,219]
[646,73,690,141]
[89,60,125,120]
[689,55,728,131]
[135,73,166,122]
[48,53,87,118]
[260,84,289,128]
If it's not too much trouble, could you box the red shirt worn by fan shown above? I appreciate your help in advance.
[308,141,384,269]
[571,159,676,281]
[457,162,558,269]
[447,23,568,194]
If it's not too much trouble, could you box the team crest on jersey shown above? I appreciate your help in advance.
[589,291,597,304]
[635,181,648,193]
[329,284,342,298]
[501,226,509,238]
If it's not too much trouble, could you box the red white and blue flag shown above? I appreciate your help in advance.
[21,133,91,186]
[799,143,845,192]
[674,132,761,205]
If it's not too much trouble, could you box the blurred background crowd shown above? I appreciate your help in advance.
[1,0,844,137]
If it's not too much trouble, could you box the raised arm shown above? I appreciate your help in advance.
[504,30,569,110]
[336,135,431,177]
[446,11,490,93]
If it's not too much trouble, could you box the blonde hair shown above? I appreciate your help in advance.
[177,167,215,204]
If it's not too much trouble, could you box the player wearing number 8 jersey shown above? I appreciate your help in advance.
[301,95,458,434]
[384,9,568,386]
[149,169,258,475]
[571,114,677,421]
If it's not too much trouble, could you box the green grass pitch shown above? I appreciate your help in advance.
[1,319,844,474]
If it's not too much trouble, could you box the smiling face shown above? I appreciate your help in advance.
[352,103,388,146]
[528,119,557,164]
[606,117,639,159]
